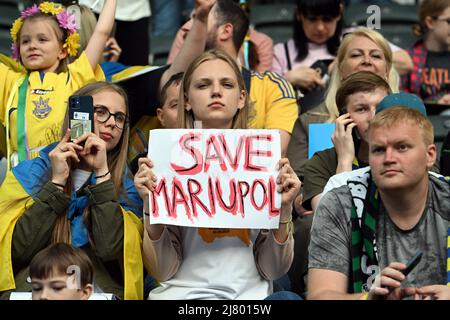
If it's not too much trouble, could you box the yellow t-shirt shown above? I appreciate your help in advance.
[248,71,298,133]
[0,52,104,163]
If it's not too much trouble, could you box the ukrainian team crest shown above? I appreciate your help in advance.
[32,97,52,119]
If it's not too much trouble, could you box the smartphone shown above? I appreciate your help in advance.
[402,251,423,276]
[339,109,362,155]
[68,95,94,142]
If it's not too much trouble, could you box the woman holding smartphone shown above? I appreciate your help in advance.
[0,82,144,300]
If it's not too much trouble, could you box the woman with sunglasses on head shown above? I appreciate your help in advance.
[0,82,144,300]
[402,0,450,106]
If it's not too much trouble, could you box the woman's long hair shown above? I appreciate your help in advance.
[178,49,253,130]
[324,28,399,121]
[293,0,343,62]
[52,81,130,244]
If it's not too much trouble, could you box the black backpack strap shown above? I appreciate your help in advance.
[284,42,292,71]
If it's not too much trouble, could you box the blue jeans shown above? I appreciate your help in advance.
[151,0,195,36]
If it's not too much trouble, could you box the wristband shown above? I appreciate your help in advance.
[95,170,110,179]
[279,216,293,235]
[360,293,369,300]
[279,217,292,224]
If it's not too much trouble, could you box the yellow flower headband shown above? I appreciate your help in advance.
[10,2,80,60]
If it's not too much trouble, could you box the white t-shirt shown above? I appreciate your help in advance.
[322,167,440,196]
[148,228,271,300]
[79,0,151,21]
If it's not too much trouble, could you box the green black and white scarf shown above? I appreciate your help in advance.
[347,171,450,293]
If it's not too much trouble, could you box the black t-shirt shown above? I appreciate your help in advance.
[420,51,450,103]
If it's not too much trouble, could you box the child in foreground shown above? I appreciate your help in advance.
[29,243,93,300]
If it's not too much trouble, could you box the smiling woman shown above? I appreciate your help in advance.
[0,81,144,300]
[286,28,399,181]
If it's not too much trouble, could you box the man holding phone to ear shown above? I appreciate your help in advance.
[302,71,392,213]
[308,104,450,300]
[288,71,391,296]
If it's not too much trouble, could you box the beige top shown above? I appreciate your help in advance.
[144,225,293,300]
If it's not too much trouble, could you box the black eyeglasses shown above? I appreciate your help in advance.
[432,16,450,25]
[94,105,128,129]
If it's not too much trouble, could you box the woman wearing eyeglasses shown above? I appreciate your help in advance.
[402,0,450,106]
[0,82,144,300]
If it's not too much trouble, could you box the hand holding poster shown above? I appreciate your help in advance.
[147,129,281,229]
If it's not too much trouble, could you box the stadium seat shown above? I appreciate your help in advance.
[149,35,173,66]
[250,3,295,44]
[0,1,21,29]
[429,114,450,158]
[0,28,12,56]
[344,3,418,26]
[380,25,419,49]
[343,3,419,48]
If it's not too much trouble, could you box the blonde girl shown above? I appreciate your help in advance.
[0,1,116,168]
[135,50,301,300]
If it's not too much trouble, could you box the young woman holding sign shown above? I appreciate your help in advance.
[135,50,301,300]
[0,82,143,300]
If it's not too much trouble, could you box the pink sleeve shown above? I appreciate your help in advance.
[167,20,193,64]
[272,42,288,75]
[250,29,273,73]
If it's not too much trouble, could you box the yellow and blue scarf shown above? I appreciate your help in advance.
[0,143,144,299]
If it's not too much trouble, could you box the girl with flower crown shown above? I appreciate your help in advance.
[0,1,116,169]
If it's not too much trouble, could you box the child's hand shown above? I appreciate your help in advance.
[134,157,157,201]
[49,129,83,186]
[194,0,216,23]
